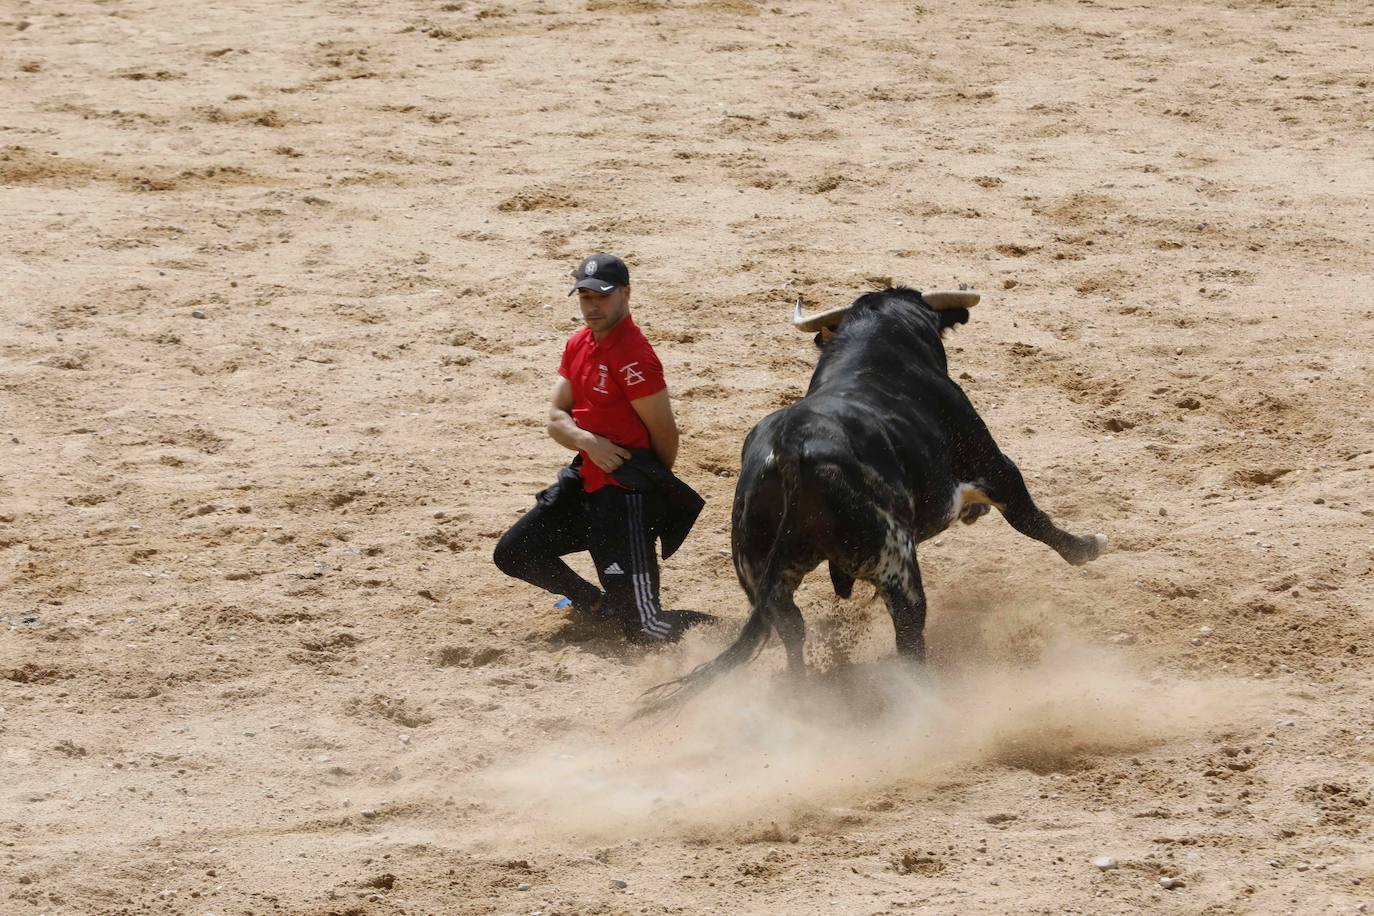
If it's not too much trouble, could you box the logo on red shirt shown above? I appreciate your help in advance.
[621,361,645,387]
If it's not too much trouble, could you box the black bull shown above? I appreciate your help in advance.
[641,287,1106,713]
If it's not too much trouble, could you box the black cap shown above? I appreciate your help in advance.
[569,253,630,295]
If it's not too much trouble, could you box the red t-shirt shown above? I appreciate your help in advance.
[558,316,666,493]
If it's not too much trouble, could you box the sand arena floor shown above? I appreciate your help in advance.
[2,0,1373,913]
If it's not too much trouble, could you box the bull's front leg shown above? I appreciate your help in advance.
[981,455,1107,566]
[876,528,927,662]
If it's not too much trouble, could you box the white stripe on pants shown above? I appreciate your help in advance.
[627,493,671,639]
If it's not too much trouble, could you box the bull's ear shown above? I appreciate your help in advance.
[938,307,970,336]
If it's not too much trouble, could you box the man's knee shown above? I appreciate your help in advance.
[492,529,525,578]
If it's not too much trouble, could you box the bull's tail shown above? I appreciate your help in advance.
[633,453,801,720]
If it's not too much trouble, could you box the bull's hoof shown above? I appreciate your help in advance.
[959,503,991,526]
[1065,533,1109,566]
[894,648,927,668]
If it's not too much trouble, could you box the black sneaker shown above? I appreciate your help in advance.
[626,609,718,645]
[556,594,610,621]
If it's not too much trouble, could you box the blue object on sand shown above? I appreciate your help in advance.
[553,597,572,610]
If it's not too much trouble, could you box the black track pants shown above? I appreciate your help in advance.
[493,473,673,642]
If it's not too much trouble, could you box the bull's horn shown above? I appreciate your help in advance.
[792,296,852,332]
[923,290,981,310]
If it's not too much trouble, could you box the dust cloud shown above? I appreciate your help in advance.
[478,602,1259,844]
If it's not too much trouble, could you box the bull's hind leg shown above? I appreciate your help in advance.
[981,455,1107,566]
[736,513,810,674]
[876,527,927,661]
[770,587,808,675]
[758,563,809,675]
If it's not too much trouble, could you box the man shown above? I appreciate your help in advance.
[493,253,709,644]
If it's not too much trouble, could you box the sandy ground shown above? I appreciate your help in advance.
[3,0,1374,913]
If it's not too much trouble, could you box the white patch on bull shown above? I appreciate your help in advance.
[946,482,1002,527]
[874,509,916,595]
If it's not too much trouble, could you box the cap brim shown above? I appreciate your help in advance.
[568,278,621,295]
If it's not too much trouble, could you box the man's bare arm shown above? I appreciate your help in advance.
[547,377,630,473]
[630,388,680,470]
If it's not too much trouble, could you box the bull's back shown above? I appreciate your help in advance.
[790,386,964,488]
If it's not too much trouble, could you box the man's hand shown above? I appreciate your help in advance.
[583,434,631,473]
[547,377,629,471]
